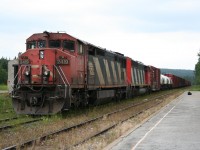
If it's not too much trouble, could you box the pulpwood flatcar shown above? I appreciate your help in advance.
[9,31,191,115]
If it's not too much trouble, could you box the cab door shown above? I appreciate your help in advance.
[76,42,87,88]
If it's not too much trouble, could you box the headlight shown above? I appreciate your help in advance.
[43,70,50,76]
[39,50,44,59]
[25,70,30,76]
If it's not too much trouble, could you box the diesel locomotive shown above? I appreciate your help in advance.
[9,31,191,115]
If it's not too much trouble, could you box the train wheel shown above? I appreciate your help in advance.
[115,91,121,102]
[81,92,89,107]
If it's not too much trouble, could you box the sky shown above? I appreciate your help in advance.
[0,0,200,70]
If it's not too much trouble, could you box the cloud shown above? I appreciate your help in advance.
[0,0,199,69]
[110,0,200,32]
[83,31,199,69]
[1,0,200,33]
[0,32,27,59]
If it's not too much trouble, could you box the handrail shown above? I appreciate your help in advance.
[54,65,71,98]
[13,65,26,87]
[17,66,26,85]
[13,65,22,85]
[54,65,67,86]
[59,66,70,86]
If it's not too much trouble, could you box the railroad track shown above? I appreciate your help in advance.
[70,95,168,149]
[0,118,42,132]
[3,91,180,150]
[0,117,18,123]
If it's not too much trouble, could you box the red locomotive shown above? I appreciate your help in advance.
[10,31,191,115]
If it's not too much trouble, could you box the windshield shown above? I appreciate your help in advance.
[38,40,46,48]
[49,40,61,48]
[27,41,36,49]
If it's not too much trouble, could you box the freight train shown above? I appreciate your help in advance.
[8,31,191,115]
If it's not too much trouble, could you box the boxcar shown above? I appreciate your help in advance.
[145,66,160,91]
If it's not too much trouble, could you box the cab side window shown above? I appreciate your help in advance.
[63,40,75,52]
[27,41,36,49]
[78,43,84,54]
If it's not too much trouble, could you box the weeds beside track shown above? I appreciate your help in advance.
[0,118,42,132]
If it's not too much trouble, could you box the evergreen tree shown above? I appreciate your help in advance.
[0,68,7,84]
[195,51,200,85]
[0,57,9,84]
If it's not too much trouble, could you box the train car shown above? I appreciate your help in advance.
[164,74,179,88]
[164,74,190,88]
[145,66,160,91]
[12,32,82,114]
[160,74,172,89]
[185,80,191,86]
[126,57,150,97]
[86,44,127,104]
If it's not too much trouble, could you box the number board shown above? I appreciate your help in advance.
[56,59,69,65]
[19,59,30,65]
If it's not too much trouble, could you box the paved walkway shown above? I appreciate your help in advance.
[107,91,200,150]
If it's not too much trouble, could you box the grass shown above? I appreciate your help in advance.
[0,84,7,91]
[0,93,16,119]
[189,85,200,91]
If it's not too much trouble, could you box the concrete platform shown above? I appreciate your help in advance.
[107,91,200,150]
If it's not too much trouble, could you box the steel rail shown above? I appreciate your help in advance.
[0,119,42,132]
[69,98,166,149]
[0,117,18,123]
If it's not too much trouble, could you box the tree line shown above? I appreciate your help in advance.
[195,52,200,85]
[0,57,9,84]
